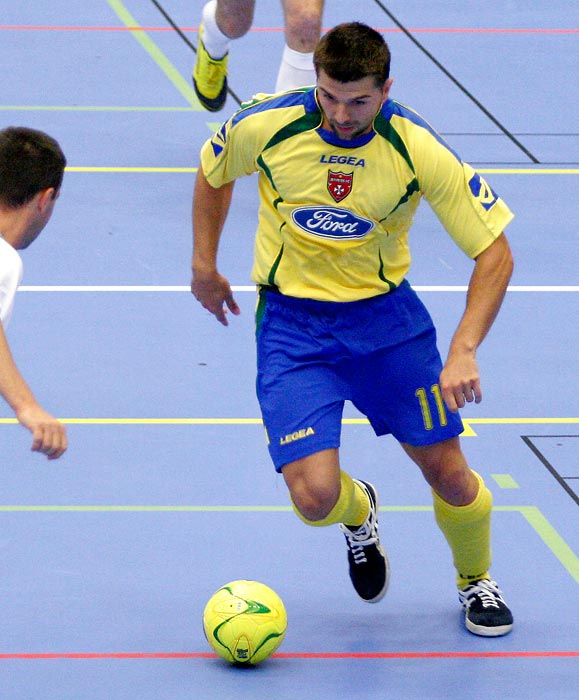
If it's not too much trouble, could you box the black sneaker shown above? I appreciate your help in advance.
[459,579,514,637]
[339,480,389,603]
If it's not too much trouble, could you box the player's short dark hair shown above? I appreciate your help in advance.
[314,22,391,87]
[0,126,66,208]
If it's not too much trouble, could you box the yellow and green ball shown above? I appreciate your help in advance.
[203,580,287,665]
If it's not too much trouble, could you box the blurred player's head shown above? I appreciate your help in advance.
[0,127,66,248]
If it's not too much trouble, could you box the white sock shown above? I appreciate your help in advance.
[200,0,230,59]
[275,45,316,92]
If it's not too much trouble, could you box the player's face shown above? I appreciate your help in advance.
[316,71,393,141]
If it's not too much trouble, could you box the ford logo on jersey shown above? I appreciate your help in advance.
[291,207,375,240]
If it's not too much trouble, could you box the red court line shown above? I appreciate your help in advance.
[1,651,577,660]
[0,25,171,31]
[0,25,576,34]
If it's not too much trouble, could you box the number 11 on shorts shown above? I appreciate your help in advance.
[415,385,448,430]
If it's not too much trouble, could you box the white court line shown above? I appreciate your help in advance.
[18,285,579,292]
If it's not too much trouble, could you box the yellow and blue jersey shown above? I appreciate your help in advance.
[200,88,514,302]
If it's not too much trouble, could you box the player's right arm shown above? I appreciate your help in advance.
[192,96,285,323]
[191,167,240,326]
[0,322,67,459]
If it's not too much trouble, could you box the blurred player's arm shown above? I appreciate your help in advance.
[440,233,514,412]
[0,322,67,459]
[191,167,240,326]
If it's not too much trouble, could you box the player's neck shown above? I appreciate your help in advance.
[0,216,21,248]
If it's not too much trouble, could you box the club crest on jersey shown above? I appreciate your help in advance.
[327,170,353,203]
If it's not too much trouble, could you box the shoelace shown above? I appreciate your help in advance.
[343,524,378,565]
[466,581,503,609]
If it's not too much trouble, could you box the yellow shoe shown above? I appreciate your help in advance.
[192,23,228,112]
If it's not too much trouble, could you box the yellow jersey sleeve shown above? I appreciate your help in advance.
[200,93,312,186]
[392,107,514,258]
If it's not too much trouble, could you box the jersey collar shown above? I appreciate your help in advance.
[307,87,378,149]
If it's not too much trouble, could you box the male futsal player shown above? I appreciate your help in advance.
[0,126,68,459]
[190,23,514,636]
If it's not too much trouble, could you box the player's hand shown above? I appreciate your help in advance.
[191,270,240,326]
[440,350,482,413]
[16,404,68,460]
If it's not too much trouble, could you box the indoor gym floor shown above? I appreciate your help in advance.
[0,1,577,698]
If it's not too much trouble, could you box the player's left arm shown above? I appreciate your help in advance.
[440,233,514,412]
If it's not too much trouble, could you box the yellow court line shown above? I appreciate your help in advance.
[0,418,259,425]
[62,167,577,174]
[514,506,579,585]
[4,417,578,440]
[467,418,579,425]
[65,167,197,173]
[0,417,577,426]
[0,106,197,112]
[479,169,579,174]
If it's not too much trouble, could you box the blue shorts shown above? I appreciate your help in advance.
[255,281,463,472]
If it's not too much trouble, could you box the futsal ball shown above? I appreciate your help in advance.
[203,580,287,665]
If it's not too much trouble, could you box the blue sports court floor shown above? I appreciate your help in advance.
[0,1,577,698]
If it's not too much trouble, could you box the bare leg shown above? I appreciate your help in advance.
[214,0,256,39]
[282,0,324,52]
[275,0,324,90]
[282,447,341,521]
[402,436,479,505]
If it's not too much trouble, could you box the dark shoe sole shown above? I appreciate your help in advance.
[193,75,228,112]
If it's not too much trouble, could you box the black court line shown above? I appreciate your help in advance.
[371,0,540,163]
[522,435,579,506]
[151,0,552,164]
[149,0,243,107]
[444,132,579,137]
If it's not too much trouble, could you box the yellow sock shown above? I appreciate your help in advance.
[291,470,369,528]
[432,471,492,588]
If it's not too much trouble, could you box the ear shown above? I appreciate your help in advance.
[381,77,394,103]
[36,187,56,212]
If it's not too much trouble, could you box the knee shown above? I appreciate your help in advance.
[430,467,478,506]
[406,439,478,506]
[284,7,322,52]
[289,478,339,522]
[215,2,255,39]
[217,17,252,39]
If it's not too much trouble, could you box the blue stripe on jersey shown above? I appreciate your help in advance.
[382,100,462,163]
[231,88,318,128]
